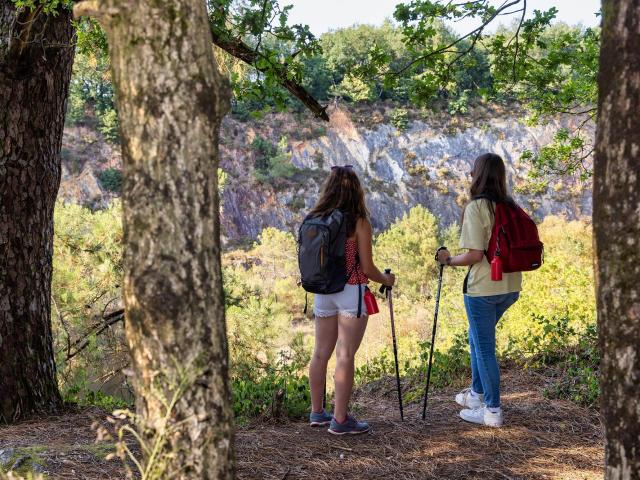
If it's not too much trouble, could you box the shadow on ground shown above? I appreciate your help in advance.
[0,370,603,479]
[235,370,603,480]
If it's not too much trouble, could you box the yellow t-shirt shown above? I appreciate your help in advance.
[460,199,522,297]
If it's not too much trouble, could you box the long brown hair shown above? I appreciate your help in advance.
[310,166,370,235]
[469,153,513,202]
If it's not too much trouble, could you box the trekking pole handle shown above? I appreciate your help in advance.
[434,246,448,262]
[380,268,392,295]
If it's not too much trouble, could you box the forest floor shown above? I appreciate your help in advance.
[0,369,603,480]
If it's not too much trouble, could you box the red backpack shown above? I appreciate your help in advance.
[481,197,544,273]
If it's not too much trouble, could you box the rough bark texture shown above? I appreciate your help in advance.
[74,0,234,477]
[594,1,640,479]
[0,2,74,422]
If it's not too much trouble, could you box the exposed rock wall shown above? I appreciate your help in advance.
[59,104,593,242]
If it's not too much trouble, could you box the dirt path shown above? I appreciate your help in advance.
[0,370,603,479]
[236,371,604,480]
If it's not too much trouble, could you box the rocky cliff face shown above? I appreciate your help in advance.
[59,103,593,243]
[218,104,592,241]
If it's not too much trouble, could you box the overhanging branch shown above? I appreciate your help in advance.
[210,31,330,122]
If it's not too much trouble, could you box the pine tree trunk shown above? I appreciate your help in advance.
[0,2,74,422]
[74,0,234,477]
[594,1,640,478]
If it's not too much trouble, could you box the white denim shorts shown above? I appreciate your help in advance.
[314,284,368,318]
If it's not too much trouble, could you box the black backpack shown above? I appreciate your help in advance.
[298,209,349,294]
[298,209,364,317]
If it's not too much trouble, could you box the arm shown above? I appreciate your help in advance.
[356,218,395,286]
[437,248,484,267]
[437,200,487,267]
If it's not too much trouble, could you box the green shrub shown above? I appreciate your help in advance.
[253,137,298,185]
[391,108,409,131]
[251,135,278,172]
[448,90,470,115]
[504,315,599,408]
[98,108,120,143]
[355,332,470,402]
[98,167,123,193]
[231,331,311,424]
[63,382,129,411]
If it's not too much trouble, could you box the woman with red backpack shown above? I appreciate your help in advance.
[436,153,534,427]
[301,165,395,435]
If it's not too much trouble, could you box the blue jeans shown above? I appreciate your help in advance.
[464,292,519,408]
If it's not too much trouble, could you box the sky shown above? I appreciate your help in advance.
[285,0,601,36]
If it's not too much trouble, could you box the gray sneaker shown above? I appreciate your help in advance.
[309,409,333,427]
[328,415,371,435]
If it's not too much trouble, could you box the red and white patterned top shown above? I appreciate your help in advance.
[346,238,369,285]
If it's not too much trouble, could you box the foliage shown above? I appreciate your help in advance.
[385,1,599,175]
[52,202,125,401]
[251,135,278,171]
[50,199,598,420]
[12,0,72,14]
[208,0,321,111]
[375,206,440,299]
[253,137,298,184]
[355,332,470,393]
[96,363,205,480]
[505,315,599,408]
[98,168,123,193]
[98,108,120,143]
[447,90,470,115]
[331,73,373,102]
[63,381,128,411]
[66,49,115,125]
[521,128,592,181]
[390,108,409,131]
[232,334,310,423]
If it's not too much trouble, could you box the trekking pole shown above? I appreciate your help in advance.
[380,269,404,421]
[323,382,327,411]
[422,247,447,420]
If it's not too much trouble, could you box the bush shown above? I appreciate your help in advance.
[98,108,120,143]
[98,167,123,193]
[251,136,278,172]
[355,332,470,402]
[52,202,124,402]
[374,206,440,299]
[391,108,409,131]
[232,342,311,423]
[448,90,471,115]
[253,137,298,185]
[504,315,599,408]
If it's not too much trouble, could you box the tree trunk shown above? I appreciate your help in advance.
[74,0,234,477]
[594,1,640,478]
[0,2,74,422]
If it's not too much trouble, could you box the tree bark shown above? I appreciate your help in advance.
[594,1,640,479]
[74,0,234,477]
[0,2,74,422]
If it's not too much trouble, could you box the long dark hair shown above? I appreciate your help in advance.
[470,153,513,202]
[310,167,370,235]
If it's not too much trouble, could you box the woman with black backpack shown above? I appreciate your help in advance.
[303,165,395,435]
[436,153,523,427]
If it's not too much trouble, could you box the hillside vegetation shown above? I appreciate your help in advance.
[51,202,597,424]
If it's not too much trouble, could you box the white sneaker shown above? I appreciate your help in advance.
[459,407,503,427]
[455,388,484,409]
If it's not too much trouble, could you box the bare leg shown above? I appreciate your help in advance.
[309,315,338,413]
[333,313,368,422]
